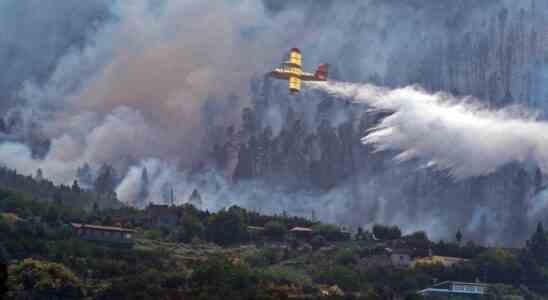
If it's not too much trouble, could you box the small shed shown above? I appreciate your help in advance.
[247,226,265,239]
[71,223,136,244]
[387,248,413,268]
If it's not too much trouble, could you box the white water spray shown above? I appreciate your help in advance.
[309,81,548,179]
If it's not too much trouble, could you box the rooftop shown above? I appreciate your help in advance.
[432,281,489,288]
[386,248,413,255]
[71,223,137,233]
[290,227,312,232]
[247,226,265,231]
[414,255,468,265]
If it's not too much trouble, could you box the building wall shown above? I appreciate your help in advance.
[76,228,133,243]
[390,253,412,268]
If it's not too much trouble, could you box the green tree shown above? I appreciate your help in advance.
[172,215,205,243]
[0,243,8,263]
[44,205,60,225]
[474,249,523,284]
[190,255,258,299]
[94,164,117,197]
[526,222,548,265]
[263,221,286,240]
[206,207,247,246]
[312,224,348,242]
[71,180,81,193]
[485,283,523,300]
[7,259,84,299]
[404,231,431,257]
[456,229,463,245]
[335,248,357,266]
[373,224,402,240]
[316,265,361,291]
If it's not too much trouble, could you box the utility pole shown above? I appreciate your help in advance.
[170,185,175,206]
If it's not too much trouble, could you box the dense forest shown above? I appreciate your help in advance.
[2,176,548,299]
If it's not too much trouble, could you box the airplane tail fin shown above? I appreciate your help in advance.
[314,64,328,80]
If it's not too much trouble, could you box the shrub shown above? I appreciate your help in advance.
[263,221,286,240]
[311,235,327,249]
[206,208,248,246]
[171,215,205,243]
[7,259,84,299]
[311,224,348,242]
[335,248,358,266]
[245,248,279,267]
[372,224,402,240]
[315,265,361,291]
[144,229,163,240]
[257,265,312,286]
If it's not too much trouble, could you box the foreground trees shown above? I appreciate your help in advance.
[7,259,84,299]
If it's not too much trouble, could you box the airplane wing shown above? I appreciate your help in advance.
[289,48,302,67]
[289,76,301,93]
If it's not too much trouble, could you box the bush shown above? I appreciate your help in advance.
[144,229,162,240]
[191,255,258,294]
[257,265,312,286]
[206,208,248,246]
[7,259,84,299]
[263,221,286,240]
[245,248,279,267]
[315,265,361,291]
[372,224,402,240]
[335,248,358,266]
[171,215,205,243]
[0,243,9,263]
[311,235,327,249]
[312,224,348,242]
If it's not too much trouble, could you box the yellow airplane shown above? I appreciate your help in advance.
[269,48,328,94]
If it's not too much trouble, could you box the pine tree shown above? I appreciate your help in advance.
[189,189,202,210]
[138,167,149,206]
[161,182,172,205]
[456,229,463,245]
[0,118,5,133]
[76,163,94,188]
[92,202,100,214]
[71,180,81,193]
[94,164,117,196]
[35,168,43,182]
[527,222,548,265]
[535,167,543,191]
[170,186,175,206]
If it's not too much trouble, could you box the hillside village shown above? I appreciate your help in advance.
[1,174,547,300]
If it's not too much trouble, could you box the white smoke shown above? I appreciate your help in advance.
[310,81,548,179]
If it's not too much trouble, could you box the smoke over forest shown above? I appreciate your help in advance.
[2,0,548,246]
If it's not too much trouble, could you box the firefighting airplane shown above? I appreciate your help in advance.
[269,48,328,94]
